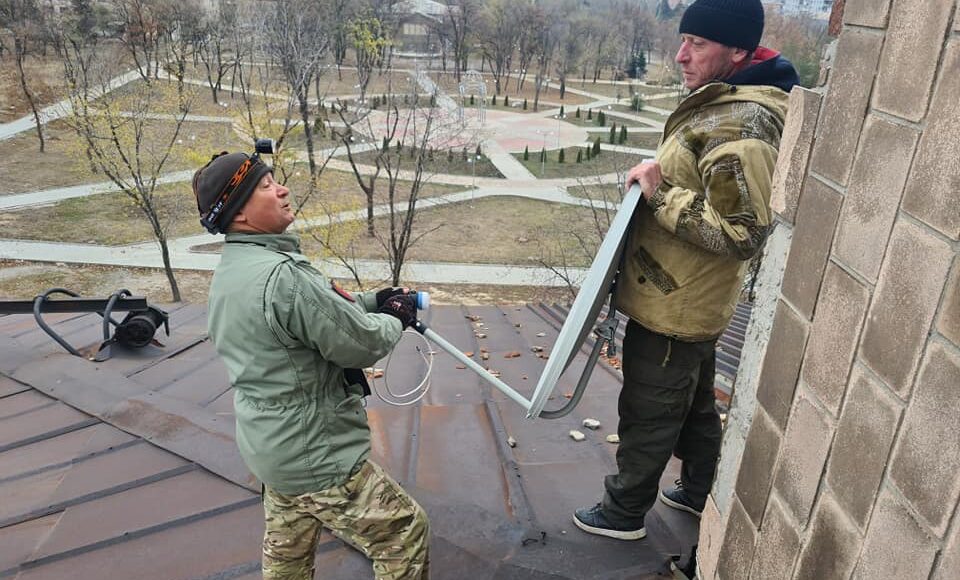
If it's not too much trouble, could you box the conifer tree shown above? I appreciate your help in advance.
[524,145,529,160]
[558,148,565,163]
[620,125,628,144]
[609,124,617,143]
[576,149,583,163]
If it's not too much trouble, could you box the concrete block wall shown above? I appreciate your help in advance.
[699,1,960,578]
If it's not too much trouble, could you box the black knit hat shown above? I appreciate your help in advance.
[679,0,765,52]
[192,152,271,234]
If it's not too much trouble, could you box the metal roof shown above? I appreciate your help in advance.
[0,300,751,579]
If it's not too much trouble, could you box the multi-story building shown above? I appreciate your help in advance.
[777,0,834,16]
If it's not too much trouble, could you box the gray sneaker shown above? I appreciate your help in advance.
[573,504,646,540]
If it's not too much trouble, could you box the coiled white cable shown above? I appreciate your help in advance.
[370,329,435,406]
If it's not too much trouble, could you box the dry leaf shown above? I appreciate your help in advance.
[563,392,573,399]
[476,333,487,339]
[463,351,474,357]
[530,346,544,353]
[455,365,466,370]
[504,351,521,359]
[481,352,490,360]
[536,332,546,337]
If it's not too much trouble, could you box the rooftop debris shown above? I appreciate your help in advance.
[569,430,586,442]
[606,434,621,444]
[582,418,601,430]
[504,351,521,359]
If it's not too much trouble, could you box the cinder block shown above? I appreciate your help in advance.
[748,497,800,580]
[833,115,919,282]
[889,342,960,536]
[771,396,834,526]
[770,87,822,224]
[794,493,862,580]
[717,496,757,580]
[842,0,892,27]
[873,0,954,122]
[902,40,960,241]
[698,496,725,580]
[934,511,960,579]
[799,263,871,414]
[859,220,953,396]
[937,260,960,346]
[852,488,938,579]
[809,28,883,186]
[735,408,781,526]
[825,365,902,527]
[755,302,808,430]
[781,179,843,320]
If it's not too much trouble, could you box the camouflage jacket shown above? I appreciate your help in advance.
[616,56,795,341]
[208,233,401,495]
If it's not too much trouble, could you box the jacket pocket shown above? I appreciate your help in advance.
[634,247,678,295]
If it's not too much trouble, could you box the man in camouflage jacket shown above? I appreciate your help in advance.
[192,151,429,578]
[575,0,799,540]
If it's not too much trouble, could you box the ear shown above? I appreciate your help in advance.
[232,208,249,225]
[731,47,750,65]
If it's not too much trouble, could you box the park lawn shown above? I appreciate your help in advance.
[431,71,593,106]
[0,119,249,195]
[0,258,573,305]
[0,166,468,245]
[299,196,608,267]
[644,95,683,111]
[561,109,647,128]
[0,41,131,123]
[512,147,648,179]
[564,81,675,99]
[610,104,671,123]
[103,78,283,118]
[584,127,661,150]
[335,146,503,179]
[568,183,626,202]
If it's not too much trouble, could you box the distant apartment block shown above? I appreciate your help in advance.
[775,0,834,16]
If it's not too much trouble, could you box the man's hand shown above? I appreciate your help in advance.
[378,294,417,328]
[626,160,662,201]
[375,286,409,308]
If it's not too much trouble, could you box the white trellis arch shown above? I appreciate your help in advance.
[458,70,487,126]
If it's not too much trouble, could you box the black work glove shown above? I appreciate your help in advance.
[378,294,417,328]
[375,286,407,308]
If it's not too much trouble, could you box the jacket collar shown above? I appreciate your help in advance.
[224,232,301,253]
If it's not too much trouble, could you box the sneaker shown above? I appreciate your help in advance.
[573,504,646,540]
[659,479,704,517]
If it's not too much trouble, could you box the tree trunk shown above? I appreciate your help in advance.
[15,39,45,153]
[158,237,182,302]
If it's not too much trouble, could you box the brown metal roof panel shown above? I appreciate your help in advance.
[123,338,219,390]
[0,423,134,482]
[414,403,512,519]
[0,401,92,451]
[0,375,31,399]
[0,513,61,574]
[0,390,55,420]
[152,357,234,407]
[29,469,255,561]
[367,405,418,481]
[0,467,69,523]
[14,503,263,580]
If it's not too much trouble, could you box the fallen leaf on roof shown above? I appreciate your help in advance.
[481,352,490,360]
[606,434,620,444]
[455,365,466,369]
[504,351,521,359]
[480,347,489,353]
[465,315,482,322]
[536,332,546,337]
[373,370,384,379]
[563,392,573,399]
[569,430,586,442]
[463,351,474,357]
[530,346,544,353]
[522,375,528,380]
[476,333,487,339]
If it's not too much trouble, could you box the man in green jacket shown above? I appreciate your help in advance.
[192,150,429,578]
[574,0,799,540]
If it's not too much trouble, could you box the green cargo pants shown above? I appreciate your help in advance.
[262,460,430,580]
[602,320,722,526]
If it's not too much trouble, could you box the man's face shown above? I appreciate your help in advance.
[675,34,748,91]
[233,172,294,234]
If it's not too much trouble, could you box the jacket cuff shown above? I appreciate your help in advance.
[645,182,669,211]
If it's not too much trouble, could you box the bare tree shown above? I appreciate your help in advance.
[264,0,331,200]
[441,0,477,80]
[1,0,46,151]
[477,0,520,95]
[197,0,236,104]
[60,37,190,301]
[332,89,458,285]
[349,12,389,104]
[114,0,164,81]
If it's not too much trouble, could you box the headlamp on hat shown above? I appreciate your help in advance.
[193,139,277,235]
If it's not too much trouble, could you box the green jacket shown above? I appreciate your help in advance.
[207,233,402,495]
[615,82,789,341]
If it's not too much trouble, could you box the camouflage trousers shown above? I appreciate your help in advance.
[261,460,430,580]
